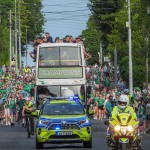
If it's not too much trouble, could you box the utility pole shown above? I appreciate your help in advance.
[18,0,22,69]
[114,47,117,87]
[15,0,18,73]
[26,27,28,67]
[127,0,133,96]
[146,52,149,91]
[9,9,12,68]
[100,41,102,66]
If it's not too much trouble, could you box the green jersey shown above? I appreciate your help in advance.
[94,76,100,84]
[89,94,94,100]
[97,99,105,106]
[9,99,16,109]
[17,99,25,110]
[24,84,31,93]
[93,97,100,105]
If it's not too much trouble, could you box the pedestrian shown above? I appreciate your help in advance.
[9,93,17,126]
[105,95,113,119]
[4,99,10,125]
[146,99,150,133]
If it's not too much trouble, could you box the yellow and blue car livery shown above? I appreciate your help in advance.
[35,97,92,149]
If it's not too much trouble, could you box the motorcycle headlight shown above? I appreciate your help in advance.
[121,127,127,135]
[79,119,89,125]
[127,125,133,132]
[114,126,121,131]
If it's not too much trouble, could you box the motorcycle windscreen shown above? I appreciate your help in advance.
[119,138,129,143]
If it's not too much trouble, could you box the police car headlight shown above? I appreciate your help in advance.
[42,120,49,125]
[79,119,89,125]
[39,120,49,125]
[39,120,42,124]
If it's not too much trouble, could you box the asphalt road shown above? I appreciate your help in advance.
[0,119,150,150]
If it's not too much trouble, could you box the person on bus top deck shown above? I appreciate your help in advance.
[44,32,53,43]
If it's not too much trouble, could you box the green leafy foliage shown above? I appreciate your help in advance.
[0,0,45,66]
[82,0,150,87]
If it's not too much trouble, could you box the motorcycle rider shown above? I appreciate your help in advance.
[106,94,142,149]
[107,94,137,136]
[107,94,141,148]
[111,94,137,119]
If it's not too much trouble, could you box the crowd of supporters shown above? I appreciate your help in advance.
[85,64,150,133]
[0,66,35,126]
[29,32,91,62]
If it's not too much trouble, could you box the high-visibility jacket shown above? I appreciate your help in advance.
[112,106,137,119]
[24,68,29,73]
[24,101,34,113]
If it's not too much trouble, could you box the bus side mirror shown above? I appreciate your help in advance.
[30,88,34,97]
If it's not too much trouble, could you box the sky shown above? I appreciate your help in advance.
[25,0,91,66]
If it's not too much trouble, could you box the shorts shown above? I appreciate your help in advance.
[10,109,16,115]
[107,112,112,119]
[4,108,10,115]
[98,105,104,110]
[146,115,150,120]
[138,114,146,121]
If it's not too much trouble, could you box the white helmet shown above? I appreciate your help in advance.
[25,96,30,101]
[118,94,129,109]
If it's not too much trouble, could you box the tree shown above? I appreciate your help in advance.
[82,0,150,87]
[0,0,45,66]
[82,16,101,65]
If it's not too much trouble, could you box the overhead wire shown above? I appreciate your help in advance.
[42,9,89,14]
[41,0,90,35]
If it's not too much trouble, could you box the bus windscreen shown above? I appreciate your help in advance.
[38,46,82,66]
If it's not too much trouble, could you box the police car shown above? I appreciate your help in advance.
[33,96,92,149]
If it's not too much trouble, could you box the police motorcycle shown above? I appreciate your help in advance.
[105,113,143,150]
[104,95,143,150]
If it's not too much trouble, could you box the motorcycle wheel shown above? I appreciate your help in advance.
[121,143,129,150]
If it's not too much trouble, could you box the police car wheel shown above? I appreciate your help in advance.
[36,138,43,149]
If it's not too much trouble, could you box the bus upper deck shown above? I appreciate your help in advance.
[36,43,86,86]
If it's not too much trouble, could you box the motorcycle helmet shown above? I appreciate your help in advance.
[118,94,129,109]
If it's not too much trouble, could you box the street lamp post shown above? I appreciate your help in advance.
[100,41,102,66]
[18,0,22,69]
[26,27,28,67]
[9,9,12,68]
[127,0,133,96]
[15,0,18,73]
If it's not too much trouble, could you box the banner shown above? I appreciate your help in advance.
[38,67,83,79]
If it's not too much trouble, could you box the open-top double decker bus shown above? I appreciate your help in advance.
[34,43,86,109]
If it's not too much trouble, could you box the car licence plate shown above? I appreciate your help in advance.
[57,132,72,136]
